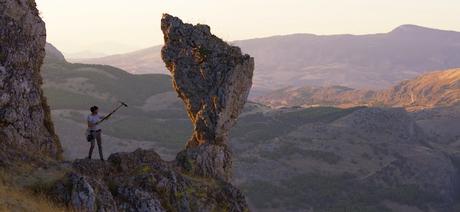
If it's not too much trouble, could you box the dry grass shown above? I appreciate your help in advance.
[0,183,66,212]
[0,163,71,212]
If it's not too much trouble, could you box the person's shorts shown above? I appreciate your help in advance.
[87,129,101,142]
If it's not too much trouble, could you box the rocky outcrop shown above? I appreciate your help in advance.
[161,14,254,180]
[51,149,248,212]
[0,0,61,163]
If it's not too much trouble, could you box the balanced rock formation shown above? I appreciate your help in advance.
[0,0,61,163]
[47,14,251,211]
[161,14,254,180]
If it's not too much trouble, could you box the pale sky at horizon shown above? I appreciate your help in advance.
[36,0,460,56]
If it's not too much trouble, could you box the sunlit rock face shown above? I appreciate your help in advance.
[0,0,61,162]
[161,13,254,180]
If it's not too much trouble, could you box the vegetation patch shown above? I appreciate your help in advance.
[232,107,364,144]
[260,143,342,164]
[241,173,442,211]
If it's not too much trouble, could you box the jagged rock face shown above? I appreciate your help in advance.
[161,14,254,147]
[0,0,61,161]
[51,149,248,212]
[161,14,253,181]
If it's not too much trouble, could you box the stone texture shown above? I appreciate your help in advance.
[51,149,249,212]
[161,14,254,180]
[161,14,254,147]
[176,143,233,181]
[52,172,118,212]
[0,0,61,162]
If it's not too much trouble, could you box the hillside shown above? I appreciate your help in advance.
[255,85,376,108]
[231,106,460,211]
[375,69,460,109]
[71,46,164,74]
[76,25,460,94]
[256,68,460,110]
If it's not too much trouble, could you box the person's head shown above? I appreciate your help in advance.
[90,106,99,115]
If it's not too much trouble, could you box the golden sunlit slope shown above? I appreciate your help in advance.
[376,68,460,109]
[255,68,460,110]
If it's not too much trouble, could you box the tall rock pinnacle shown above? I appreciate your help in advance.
[161,14,254,180]
[0,0,62,163]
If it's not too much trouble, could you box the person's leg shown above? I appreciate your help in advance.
[88,139,95,159]
[96,131,104,160]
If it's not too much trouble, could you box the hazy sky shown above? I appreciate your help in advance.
[36,0,460,55]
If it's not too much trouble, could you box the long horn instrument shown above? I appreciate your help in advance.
[98,101,128,124]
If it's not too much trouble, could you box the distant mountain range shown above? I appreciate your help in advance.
[74,25,460,95]
[255,68,460,110]
[71,46,164,75]
[66,50,108,59]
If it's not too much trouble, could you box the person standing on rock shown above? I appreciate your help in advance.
[87,106,106,161]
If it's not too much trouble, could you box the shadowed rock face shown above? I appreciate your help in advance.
[161,14,254,147]
[0,0,61,162]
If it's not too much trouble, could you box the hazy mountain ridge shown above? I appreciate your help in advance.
[75,25,460,94]
[256,68,460,110]
[72,46,164,74]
